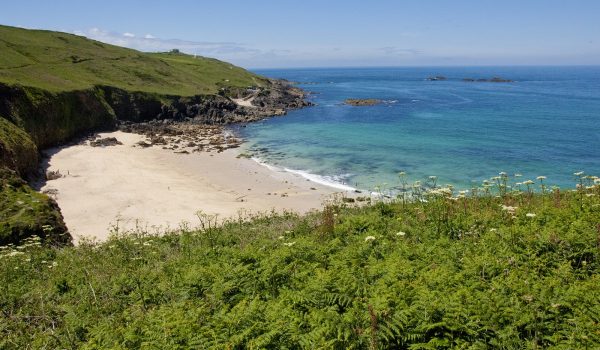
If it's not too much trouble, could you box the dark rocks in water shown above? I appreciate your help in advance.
[90,137,122,147]
[427,76,447,81]
[462,78,476,82]
[344,98,382,106]
[489,77,514,83]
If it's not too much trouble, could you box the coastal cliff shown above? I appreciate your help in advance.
[0,25,310,245]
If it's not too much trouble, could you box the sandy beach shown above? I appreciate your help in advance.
[41,131,347,243]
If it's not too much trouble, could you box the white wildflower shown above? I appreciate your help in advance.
[283,242,296,247]
[396,231,406,236]
[536,176,546,180]
[574,171,584,176]
[364,236,376,242]
[501,205,518,213]
[6,251,24,257]
[526,213,536,218]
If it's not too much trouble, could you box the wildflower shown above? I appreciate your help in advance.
[8,251,24,257]
[278,236,284,240]
[489,228,497,232]
[574,171,584,176]
[143,242,151,246]
[398,171,406,176]
[514,173,522,177]
[501,205,517,213]
[283,242,296,247]
[428,176,437,180]
[48,261,58,268]
[499,172,507,176]
[491,176,501,181]
[364,236,376,242]
[396,231,406,236]
[526,213,536,218]
[536,176,546,180]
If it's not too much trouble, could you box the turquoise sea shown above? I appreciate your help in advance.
[238,67,600,191]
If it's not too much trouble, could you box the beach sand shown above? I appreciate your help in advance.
[41,131,347,243]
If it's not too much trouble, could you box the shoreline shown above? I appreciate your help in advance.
[40,131,351,243]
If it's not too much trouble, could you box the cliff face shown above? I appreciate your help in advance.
[0,80,309,160]
[0,80,310,245]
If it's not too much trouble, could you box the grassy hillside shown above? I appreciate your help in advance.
[1,179,598,348]
[0,25,268,95]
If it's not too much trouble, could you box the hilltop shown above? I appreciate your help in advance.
[0,24,268,94]
[0,25,309,245]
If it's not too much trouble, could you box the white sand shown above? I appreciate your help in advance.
[41,131,347,243]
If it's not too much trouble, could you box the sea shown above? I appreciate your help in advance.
[236,66,600,192]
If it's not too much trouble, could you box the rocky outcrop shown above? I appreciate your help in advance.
[344,98,382,106]
[89,137,123,147]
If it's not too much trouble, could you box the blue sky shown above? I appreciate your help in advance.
[2,0,599,68]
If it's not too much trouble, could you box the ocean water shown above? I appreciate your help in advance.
[237,67,600,191]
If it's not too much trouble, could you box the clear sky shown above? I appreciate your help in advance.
[2,0,599,68]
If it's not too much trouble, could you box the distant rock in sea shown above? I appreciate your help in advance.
[344,98,382,106]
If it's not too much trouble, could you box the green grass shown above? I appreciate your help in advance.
[0,25,268,95]
[1,178,598,348]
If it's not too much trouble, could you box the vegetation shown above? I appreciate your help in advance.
[0,25,268,95]
[1,174,598,348]
[0,168,70,245]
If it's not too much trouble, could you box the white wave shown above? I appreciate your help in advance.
[283,168,356,192]
[251,157,280,172]
[250,157,356,192]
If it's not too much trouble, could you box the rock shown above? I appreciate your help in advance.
[344,98,381,106]
[489,77,513,83]
[45,170,62,180]
[149,136,167,145]
[136,141,152,148]
[90,137,122,147]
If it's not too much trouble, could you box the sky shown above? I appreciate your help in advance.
[2,0,599,68]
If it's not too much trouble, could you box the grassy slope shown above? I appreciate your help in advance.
[1,186,598,348]
[0,25,268,95]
